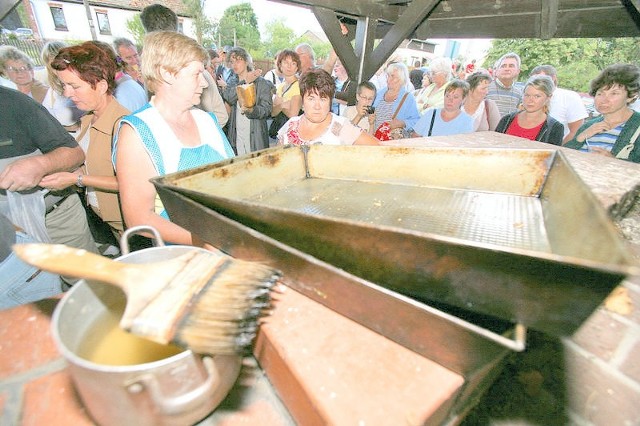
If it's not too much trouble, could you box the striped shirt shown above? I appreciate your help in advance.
[583,124,624,153]
[487,79,523,116]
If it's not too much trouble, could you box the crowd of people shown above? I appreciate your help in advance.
[1,4,640,307]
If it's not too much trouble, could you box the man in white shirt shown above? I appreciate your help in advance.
[530,65,588,143]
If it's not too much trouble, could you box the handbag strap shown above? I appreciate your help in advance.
[484,100,490,128]
[616,122,640,160]
[391,93,408,120]
[427,109,437,137]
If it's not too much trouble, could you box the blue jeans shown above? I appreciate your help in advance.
[0,231,63,310]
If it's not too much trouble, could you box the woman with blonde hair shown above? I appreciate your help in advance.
[113,31,234,247]
[495,75,564,145]
[40,41,83,131]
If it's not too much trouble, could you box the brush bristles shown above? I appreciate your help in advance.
[173,259,281,355]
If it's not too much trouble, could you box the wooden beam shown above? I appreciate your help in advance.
[369,0,440,78]
[0,0,20,21]
[540,0,558,39]
[621,0,640,30]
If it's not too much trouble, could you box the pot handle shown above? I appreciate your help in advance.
[119,226,165,255]
[125,356,222,416]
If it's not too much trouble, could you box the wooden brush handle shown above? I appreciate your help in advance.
[12,243,143,289]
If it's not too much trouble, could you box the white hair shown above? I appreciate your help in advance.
[385,61,410,85]
[428,57,453,78]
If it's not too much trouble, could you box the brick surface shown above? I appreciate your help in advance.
[0,299,60,379]
[21,370,94,426]
[571,308,629,362]
[564,341,640,425]
[255,287,465,425]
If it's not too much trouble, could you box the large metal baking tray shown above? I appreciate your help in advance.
[153,145,638,337]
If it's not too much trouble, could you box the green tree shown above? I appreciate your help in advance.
[182,0,217,47]
[262,18,297,58]
[484,38,640,92]
[217,3,261,57]
[125,15,145,46]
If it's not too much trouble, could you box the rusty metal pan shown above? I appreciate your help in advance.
[153,145,639,337]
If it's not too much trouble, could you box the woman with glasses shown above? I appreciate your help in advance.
[220,46,273,155]
[414,57,452,114]
[0,46,48,103]
[495,75,564,145]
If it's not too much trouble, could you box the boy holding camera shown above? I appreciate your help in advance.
[342,81,377,134]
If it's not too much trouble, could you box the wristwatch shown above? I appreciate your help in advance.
[76,174,85,188]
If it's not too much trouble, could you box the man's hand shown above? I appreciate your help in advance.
[0,156,47,191]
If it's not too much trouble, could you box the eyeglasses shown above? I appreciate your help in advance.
[357,94,375,102]
[7,66,30,73]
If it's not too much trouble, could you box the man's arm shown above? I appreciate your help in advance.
[563,119,585,144]
[199,70,229,127]
[0,146,84,192]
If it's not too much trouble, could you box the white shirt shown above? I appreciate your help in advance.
[549,87,588,138]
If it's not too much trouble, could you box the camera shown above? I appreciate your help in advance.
[365,105,375,114]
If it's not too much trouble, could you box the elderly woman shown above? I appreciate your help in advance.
[411,79,474,137]
[0,46,48,102]
[462,71,500,131]
[496,75,564,145]
[42,42,130,244]
[372,62,420,140]
[219,46,272,155]
[414,57,452,114]
[277,68,379,146]
[565,63,640,162]
[113,31,234,246]
[40,41,84,131]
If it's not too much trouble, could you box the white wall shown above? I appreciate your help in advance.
[30,0,194,44]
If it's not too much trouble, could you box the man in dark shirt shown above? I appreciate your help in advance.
[0,87,98,282]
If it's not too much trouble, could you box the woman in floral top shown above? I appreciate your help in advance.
[277,68,380,146]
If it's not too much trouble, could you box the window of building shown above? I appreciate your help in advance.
[49,4,68,31]
[95,10,111,35]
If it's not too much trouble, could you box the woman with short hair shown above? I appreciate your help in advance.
[277,68,379,146]
[414,57,452,114]
[411,79,474,137]
[0,46,48,102]
[565,63,640,162]
[372,62,420,139]
[113,31,234,246]
[43,41,130,240]
[463,71,500,131]
[220,46,273,155]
